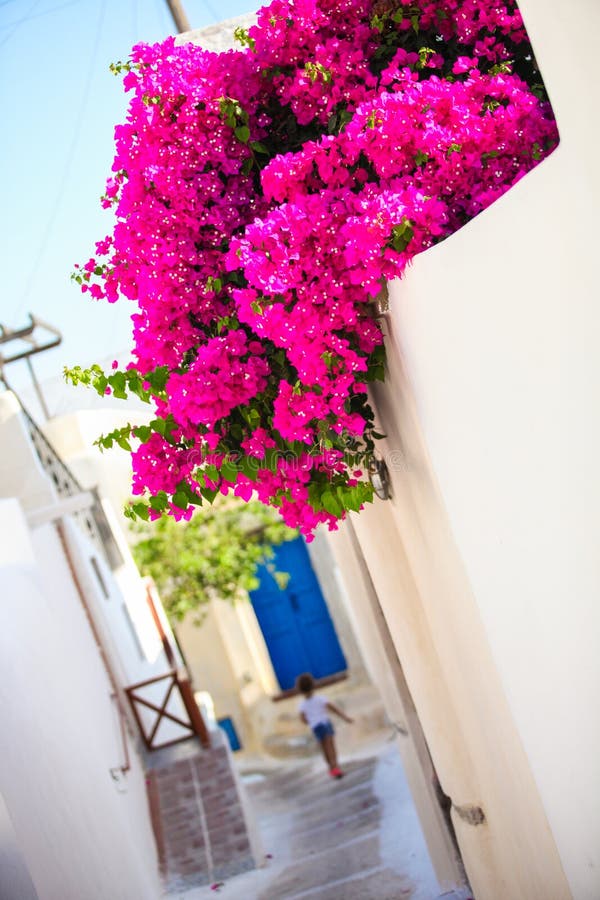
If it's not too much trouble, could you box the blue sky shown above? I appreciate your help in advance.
[0,0,254,396]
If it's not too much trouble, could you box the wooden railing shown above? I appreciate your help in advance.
[125,670,210,752]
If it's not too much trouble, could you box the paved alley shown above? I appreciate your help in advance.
[174,742,449,900]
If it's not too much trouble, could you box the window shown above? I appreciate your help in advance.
[90,556,109,599]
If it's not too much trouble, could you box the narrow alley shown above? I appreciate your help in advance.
[176,740,464,900]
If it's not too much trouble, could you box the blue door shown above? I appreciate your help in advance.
[250,537,347,690]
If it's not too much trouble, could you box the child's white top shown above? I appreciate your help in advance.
[299,694,329,728]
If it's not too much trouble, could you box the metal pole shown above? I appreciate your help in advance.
[25,355,51,421]
[165,0,191,33]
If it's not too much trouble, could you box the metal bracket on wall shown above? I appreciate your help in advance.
[452,803,486,826]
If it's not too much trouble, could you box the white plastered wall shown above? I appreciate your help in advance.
[361,0,599,897]
[178,602,254,748]
[0,499,161,900]
[0,392,188,744]
[306,528,369,681]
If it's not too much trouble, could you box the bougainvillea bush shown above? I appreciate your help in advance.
[68,0,558,538]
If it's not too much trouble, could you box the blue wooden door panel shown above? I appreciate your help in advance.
[251,588,312,687]
[250,537,347,690]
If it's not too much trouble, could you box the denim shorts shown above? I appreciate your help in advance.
[312,720,334,741]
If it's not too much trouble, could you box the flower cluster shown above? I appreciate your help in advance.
[73,0,558,537]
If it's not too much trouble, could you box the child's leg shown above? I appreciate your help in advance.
[317,735,333,768]
[321,733,338,770]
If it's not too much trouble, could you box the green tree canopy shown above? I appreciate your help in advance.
[131,500,296,624]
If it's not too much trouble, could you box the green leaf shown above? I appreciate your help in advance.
[241,156,254,175]
[145,366,170,393]
[204,464,220,483]
[149,492,169,512]
[321,489,343,517]
[233,26,255,50]
[91,374,108,396]
[250,141,269,154]
[131,501,150,521]
[199,485,219,504]
[239,456,259,481]
[171,492,189,510]
[257,448,279,473]
[235,125,250,144]
[133,425,152,443]
[389,218,414,253]
[206,276,222,293]
[220,460,238,482]
[307,482,323,510]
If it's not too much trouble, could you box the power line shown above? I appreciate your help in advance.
[0,0,41,49]
[13,0,109,322]
[0,0,82,33]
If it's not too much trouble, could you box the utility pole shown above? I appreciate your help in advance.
[165,0,191,33]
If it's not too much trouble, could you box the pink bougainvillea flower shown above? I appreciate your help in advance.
[75,0,558,537]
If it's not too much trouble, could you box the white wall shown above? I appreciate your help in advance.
[306,529,369,681]
[0,499,161,900]
[0,395,189,743]
[384,1,600,895]
[0,791,38,900]
[44,409,151,523]
[0,393,55,512]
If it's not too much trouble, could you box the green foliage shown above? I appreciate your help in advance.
[388,217,414,253]
[233,26,256,51]
[304,61,333,84]
[64,363,169,403]
[131,499,297,623]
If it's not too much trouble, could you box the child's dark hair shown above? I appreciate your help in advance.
[296,672,314,695]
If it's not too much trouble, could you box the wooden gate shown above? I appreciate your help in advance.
[124,670,210,751]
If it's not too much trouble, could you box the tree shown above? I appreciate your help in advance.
[131,500,296,624]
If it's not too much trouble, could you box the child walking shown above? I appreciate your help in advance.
[296,672,353,778]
